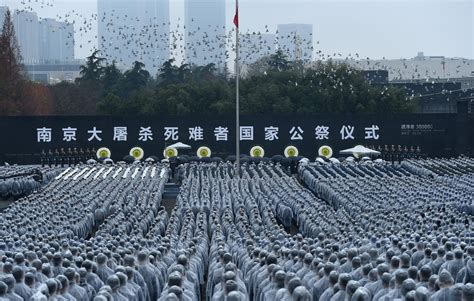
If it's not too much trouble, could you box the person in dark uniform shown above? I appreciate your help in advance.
[397,145,403,163]
[409,146,415,159]
[41,149,46,167]
[169,157,178,180]
[73,148,79,165]
[399,146,406,163]
[46,149,52,166]
[85,148,90,161]
[66,148,72,166]
[390,145,396,164]
[368,145,374,160]
[60,148,66,167]
[383,145,389,161]
[53,149,60,166]
[79,148,85,163]
[377,145,383,160]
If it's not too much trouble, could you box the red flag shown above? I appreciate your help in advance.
[233,0,239,28]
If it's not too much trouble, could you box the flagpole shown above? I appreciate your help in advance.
[235,0,240,177]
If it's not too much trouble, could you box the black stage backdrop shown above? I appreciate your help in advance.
[0,114,470,163]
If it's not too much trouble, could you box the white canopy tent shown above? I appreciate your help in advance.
[339,145,381,158]
[168,142,192,150]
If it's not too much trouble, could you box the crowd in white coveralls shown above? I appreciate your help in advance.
[0,166,62,199]
[0,157,472,301]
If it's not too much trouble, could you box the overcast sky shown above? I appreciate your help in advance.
[1,0,472,60]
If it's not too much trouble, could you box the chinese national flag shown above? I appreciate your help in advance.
[233,0,239,28]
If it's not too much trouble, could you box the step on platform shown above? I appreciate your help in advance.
[163,182,180,199]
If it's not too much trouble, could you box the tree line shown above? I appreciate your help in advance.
[71,50,416,116]
[0,8,417,116]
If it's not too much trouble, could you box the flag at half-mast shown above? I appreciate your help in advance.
[233,0,239,28]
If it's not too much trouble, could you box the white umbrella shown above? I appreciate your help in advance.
[168,142,192,150]
[340,145,381,158]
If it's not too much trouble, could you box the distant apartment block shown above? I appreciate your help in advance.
[25,60,83,84]
[13,10,40,63]
[98,0,170,71]
[184,0,226,69]
[0,6,7,30]
[39,18,74,62]
[277,24,313,62]
[346,52,474,81]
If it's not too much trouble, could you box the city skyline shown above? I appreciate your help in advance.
[0,0,472,63]
[0,7,74,63]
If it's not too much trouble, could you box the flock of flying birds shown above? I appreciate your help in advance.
[10,0,474,93]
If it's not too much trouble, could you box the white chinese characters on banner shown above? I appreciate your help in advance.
[315,126,329,140]
[240,126,254,141]
[138,127,153,141]
[37,127,52,143]
[62,127,77,142]
[340,125,355,140]
[290,126,304,140]
[214,127,229,141]
[35,124,382,143]
[264,127,279,141]
[189,126,204,141]
[364,125,380,140]
[164,127,179,141]
[113,127,128,141]
[87,127,103,142]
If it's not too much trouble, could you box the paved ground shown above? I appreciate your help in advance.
[0,197,15,211]
[161,198,177,215]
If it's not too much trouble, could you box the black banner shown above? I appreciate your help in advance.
[0,114,466,163]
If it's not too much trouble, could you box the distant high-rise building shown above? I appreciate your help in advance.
[97,0,170,71]
[184,0,226,69]
[239,33,275,65]
[0,6,7,29]
[14,10,40,63]
[39,18,74,62]
[277,24,313,62]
